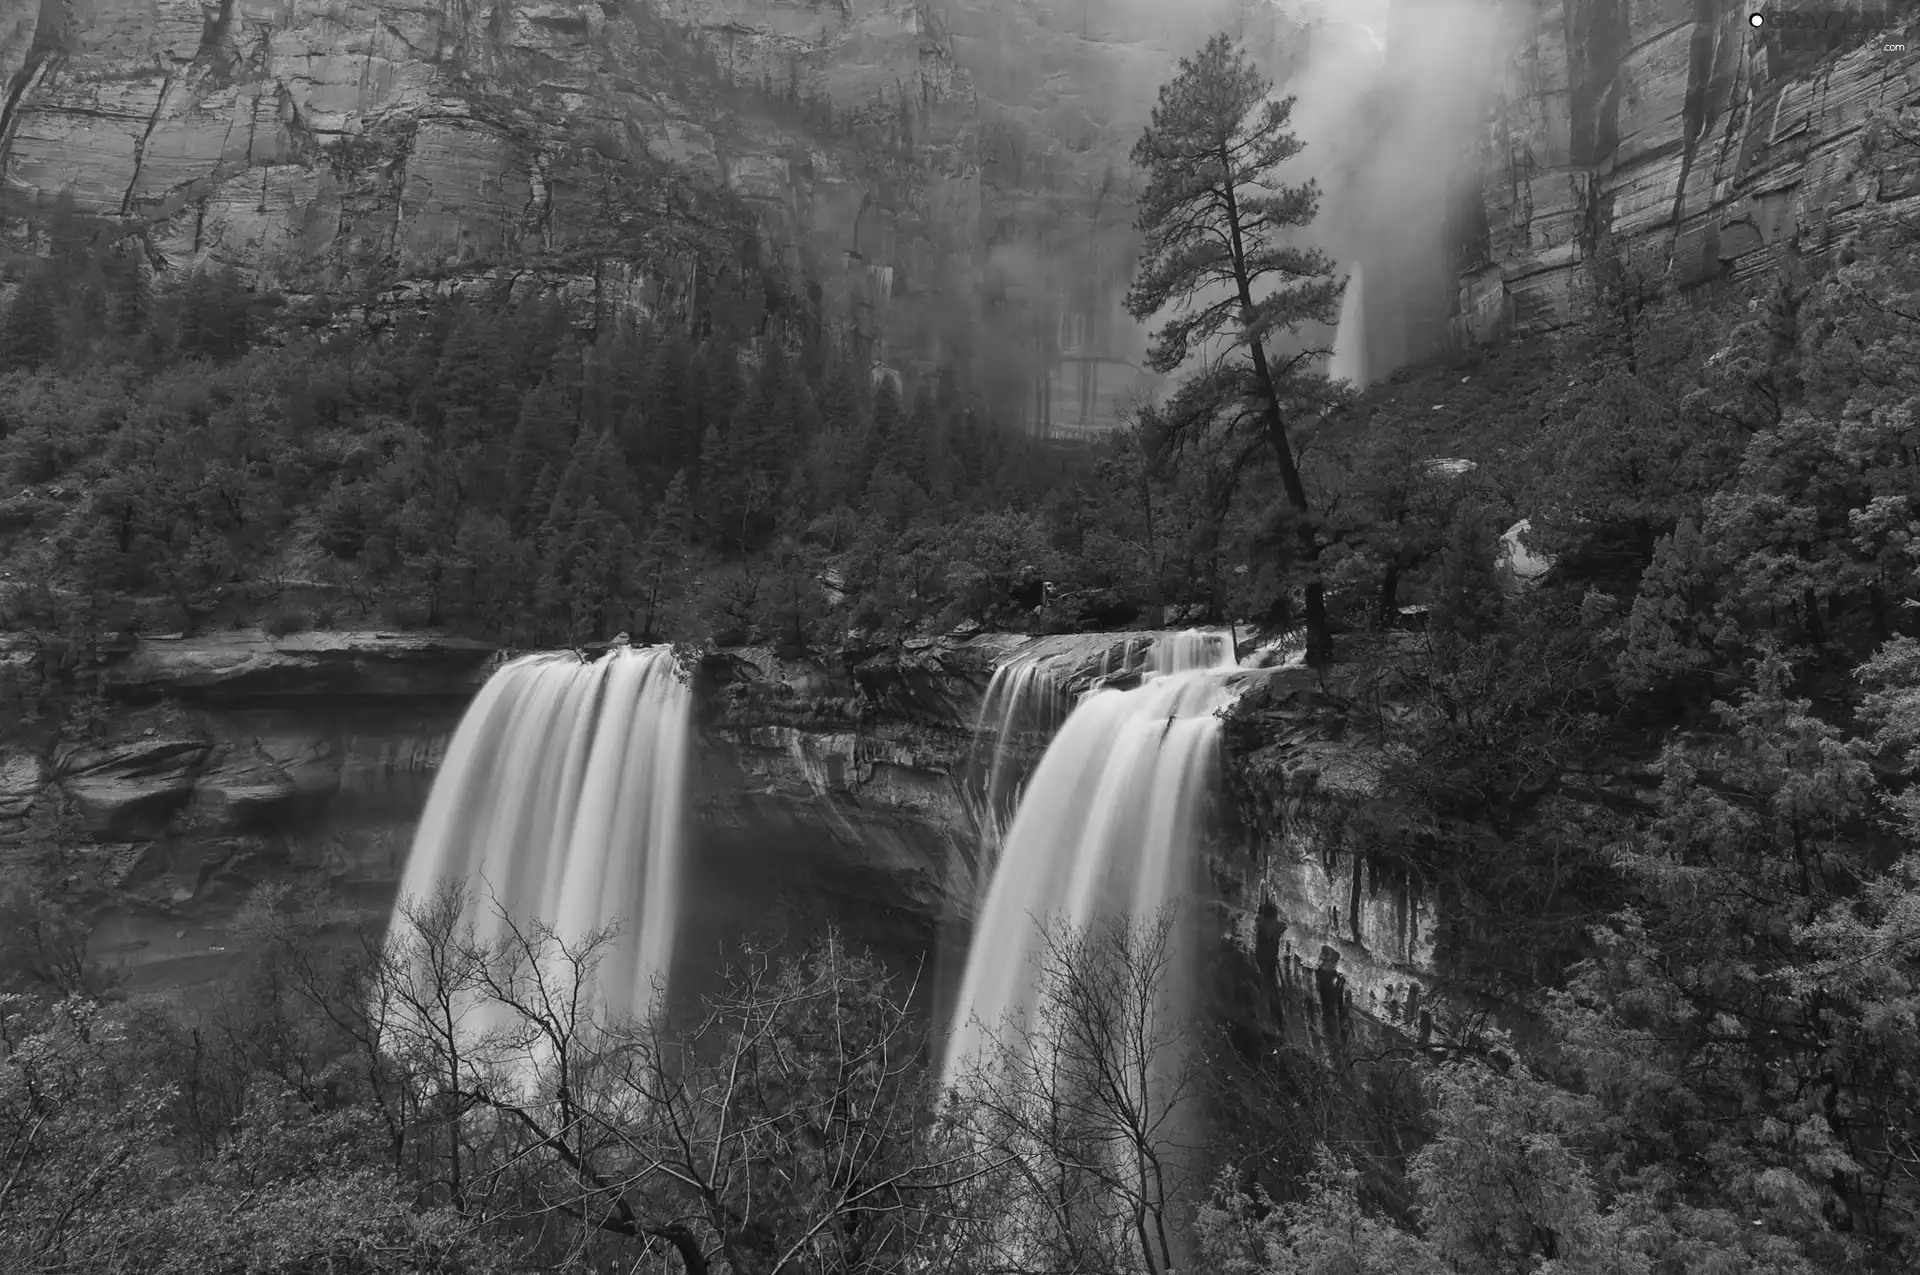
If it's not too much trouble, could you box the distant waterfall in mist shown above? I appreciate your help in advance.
[1329,265,1367,387]
[388,645,692,1044]
[940,633,1240,1093]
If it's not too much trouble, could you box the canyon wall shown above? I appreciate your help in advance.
[0,0,975,372]
[4,0,1916,390]
[0,627,1181,990]
[1455,0,1920,343]
[0,622,1460,1057]
[1209,664,1444,1053]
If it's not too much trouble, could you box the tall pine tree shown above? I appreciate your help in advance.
[1126,33,1342,663]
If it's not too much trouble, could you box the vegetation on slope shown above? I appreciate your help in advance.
[1215,115,1920,1273]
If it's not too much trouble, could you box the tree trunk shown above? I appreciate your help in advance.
[1255,399,1330,664]
[1376,560,1401,631]
[1218,152,1332,666]
[1142,469,1163,627]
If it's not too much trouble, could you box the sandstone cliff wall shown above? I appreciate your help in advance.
[5,0,1915,383]
[0,627,1187,990]
[1458,0,1920,342]
[0,0,977,368]
[1208,665,1444,1054]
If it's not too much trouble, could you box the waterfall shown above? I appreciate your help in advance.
[940,632,1241,1093]
[964,651,1072,877]
[1329,264,1367,388]
[387,644,692,1050]
[959,630,1237,905]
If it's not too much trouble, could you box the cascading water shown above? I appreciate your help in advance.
[958,630,1237,906]
[964,652,1071,878]
[1328,263,1367,388]
[940,631,1239,1093]
[387,644,692,1050]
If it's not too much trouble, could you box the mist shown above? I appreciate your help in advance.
[1268,0,1507,384]
[964,0,1508,413]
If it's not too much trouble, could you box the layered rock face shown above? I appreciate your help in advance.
[5,0,1913,384]
[1209,664,1443,1052]
[2,627,1210,989]
[0,621,1461,1057]
[2,633,491,987]
[1457,0,1920,341]
[0,0,1287,419]
[0,0,975,363]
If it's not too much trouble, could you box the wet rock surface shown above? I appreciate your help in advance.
[0,619,1459,1044]
[1464,4,1920,342]
[100,632,498,703]
[1207,662,1446,1050]
[6,626,1222,989]
[5,0,1910,389]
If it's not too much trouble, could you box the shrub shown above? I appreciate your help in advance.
[263,606,311,637]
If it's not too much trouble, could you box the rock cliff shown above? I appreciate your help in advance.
[0,0,977,371]
[5,0,1915,383]
[0,626,1208,989]
[0,620,1475,1058]
[1206,662,1446,1053]
[1456,0,1920,342]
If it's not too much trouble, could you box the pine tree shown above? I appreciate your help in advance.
[431,307,513,450]
[636,469,695,640]
[859,378,905,497]
[641,333,701,487]
[175,266,255,362]
[105,243,150,338]
[511,292,575,388]
[4,262,61,370]
[1126,33,1343,664]
[507,379,578,528]
[586,324,647,436]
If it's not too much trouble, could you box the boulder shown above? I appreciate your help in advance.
[56,738,215,837]
[0,748,46,820]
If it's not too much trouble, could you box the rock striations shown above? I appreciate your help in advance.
[1459,0,1920,341]
[0,627,1192,988]
[3,1,1917,374]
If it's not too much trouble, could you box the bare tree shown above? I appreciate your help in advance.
[381,880,490,1210]
[950,910,1204,1275]
[378,890,997,1275]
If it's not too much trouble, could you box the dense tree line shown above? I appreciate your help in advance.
[0,203,1267,658]
[1211,94,1920,1275]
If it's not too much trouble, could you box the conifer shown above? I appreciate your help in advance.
[1126,33,1342,663]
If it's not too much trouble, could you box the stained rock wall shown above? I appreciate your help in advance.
[0,0,977,363]
[1210,667,1444,1050]
[0,0,1280,421]
[5,0,1913,376]
[1459,0,1920,342]
[3,627,1204,989]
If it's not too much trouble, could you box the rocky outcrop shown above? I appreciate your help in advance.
[5,0,1912,388]
[1210,664,1445,1050]
[0,631,480,984]
[4,625,1219,988]
[101,631,497,702]
[56,737,216,837]
[0,0,978,369]
[1457,0,1920,342]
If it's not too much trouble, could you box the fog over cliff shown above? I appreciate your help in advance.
[0,0,1907,420]
[980,0,1509,395]
[1269,0,1507,384]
